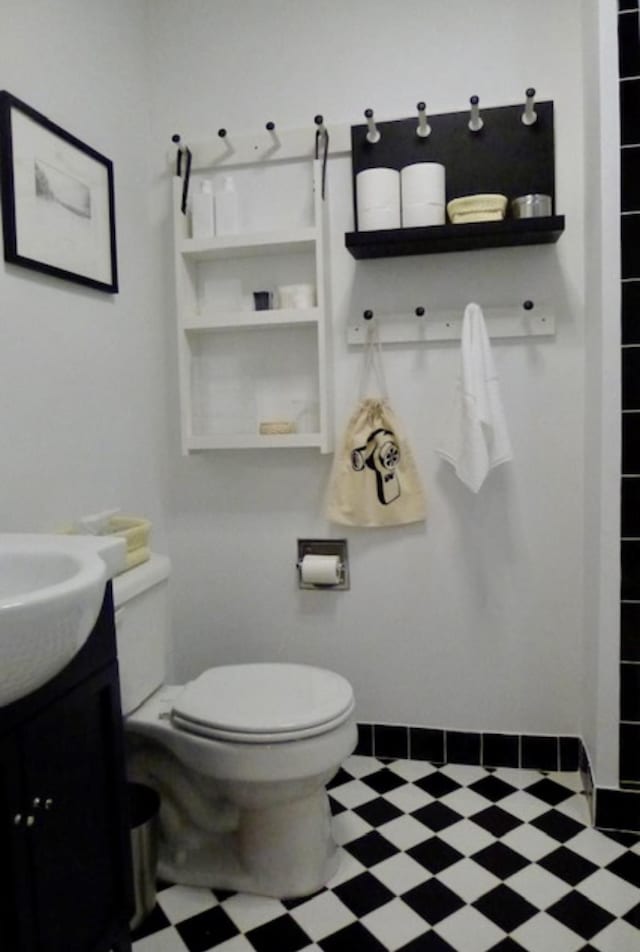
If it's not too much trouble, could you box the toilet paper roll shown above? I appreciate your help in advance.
[300,554,341,585]
[400,163,445,207]
[357,167,400,208]
[358,205,401,231]
[402,202,445,228]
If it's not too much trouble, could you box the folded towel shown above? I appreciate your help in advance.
[436,302,513,492]
[114,545,151,575]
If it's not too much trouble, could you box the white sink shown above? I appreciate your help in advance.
[0,534,127,707]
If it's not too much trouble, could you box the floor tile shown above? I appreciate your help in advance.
[370,852,433,895]
[332,870,394,917]
[221,892,287,932]
[133,927,191,952]
[378,813,435,851]
[176,905,240,951]
[506,862,573,909]
[576,866,640,916]
[244,913,311,952]
[546,890,615,939]
[432,904,505,951]
[157,885,219,924]
[537,845,599,885]
[133,755,640,952]
[361,897,431,951]
[288,891,356,941]
[472,883,538,932]
[511,911,588,952]
[437,856,501,903]
[401,877,465,925]
[590,916,640,951]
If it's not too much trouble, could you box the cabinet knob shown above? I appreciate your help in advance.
[13,813,22,826]
[44,798,54,811]
[32,797,41,809]
[26,815,36,827]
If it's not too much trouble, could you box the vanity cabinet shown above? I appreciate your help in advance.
[172,159,332,453]
[0,586,133,952]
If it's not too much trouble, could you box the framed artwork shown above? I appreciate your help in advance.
[0,91,118,293]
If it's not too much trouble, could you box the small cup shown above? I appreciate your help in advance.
[253,291,273,311]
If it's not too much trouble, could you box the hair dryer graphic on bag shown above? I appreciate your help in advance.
[351,428,401,505]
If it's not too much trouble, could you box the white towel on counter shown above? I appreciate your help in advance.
[436,302,513,492]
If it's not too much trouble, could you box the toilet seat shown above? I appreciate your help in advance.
[171,663,355,743]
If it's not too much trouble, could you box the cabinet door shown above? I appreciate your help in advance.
[0,732,36,951]
[21,664,132,952]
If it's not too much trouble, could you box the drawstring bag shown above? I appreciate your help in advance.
[326,326,426,527]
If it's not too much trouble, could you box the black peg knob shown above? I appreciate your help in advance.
[266,121,275,131]
[526,87,536,98]
[171,133,181,144]
[470,95,479,105]
[523,300,534,310]
[314,114,324,126]
[363,310,374,320]
[218,128,227,138]
[417,101,426,112]
[415,306,425,317]
[364,108,374,118]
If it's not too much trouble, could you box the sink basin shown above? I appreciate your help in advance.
[0,534,126,707]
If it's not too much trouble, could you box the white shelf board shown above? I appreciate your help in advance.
[347,305,555,345]
[183,308,320,331]
[186,432,324,451]
[180,227,318,261]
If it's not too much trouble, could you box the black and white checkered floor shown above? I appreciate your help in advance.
[132,755,640,951]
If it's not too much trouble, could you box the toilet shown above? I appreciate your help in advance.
[112,555,357,899]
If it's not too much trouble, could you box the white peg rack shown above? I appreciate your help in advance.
[168,124,351,171]
[347,304,555,345]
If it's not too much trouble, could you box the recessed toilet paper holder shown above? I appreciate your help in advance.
[297,539,350,590]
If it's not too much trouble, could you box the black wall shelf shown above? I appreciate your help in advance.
[346,100,564,260]
[345,215,565,259]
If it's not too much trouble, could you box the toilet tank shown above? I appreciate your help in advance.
[112,553,171,715]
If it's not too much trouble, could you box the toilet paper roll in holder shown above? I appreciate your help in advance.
[297,539,350,590]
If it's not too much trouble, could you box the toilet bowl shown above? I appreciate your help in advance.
[113,556,357,898]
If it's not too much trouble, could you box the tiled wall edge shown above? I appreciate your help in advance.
[355,722,640,832]
[355,722,581,771]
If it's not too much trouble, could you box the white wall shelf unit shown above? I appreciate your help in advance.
[172,160,332,454]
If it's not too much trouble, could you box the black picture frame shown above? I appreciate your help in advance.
[0,91,118,293]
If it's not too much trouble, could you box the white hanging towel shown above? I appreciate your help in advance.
[436,302,513,492]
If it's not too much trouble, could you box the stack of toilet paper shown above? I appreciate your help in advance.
[400,163,445,227]
[356,163,446,231]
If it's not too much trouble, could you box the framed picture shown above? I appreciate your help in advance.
[0,91,118,293]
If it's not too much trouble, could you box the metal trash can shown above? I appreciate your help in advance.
[128,782,160,930]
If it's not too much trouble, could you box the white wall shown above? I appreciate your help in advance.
[0,0,167,546]
[147,0,587,736]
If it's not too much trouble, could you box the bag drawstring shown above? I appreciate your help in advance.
[358,322,389,400]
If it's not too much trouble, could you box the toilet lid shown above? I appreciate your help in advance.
[171,663,354,742]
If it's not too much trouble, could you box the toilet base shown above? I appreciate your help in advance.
[158,786,340,898]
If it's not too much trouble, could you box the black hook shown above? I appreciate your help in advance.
[523,300,534,310]
[363,310,374,320]
[172,134,182,176]
[415,307,425,317]
[218,128,227,139]
[314,115,329,200]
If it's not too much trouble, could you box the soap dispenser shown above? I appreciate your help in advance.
[191,179,215,239]
[215,176,240,235]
